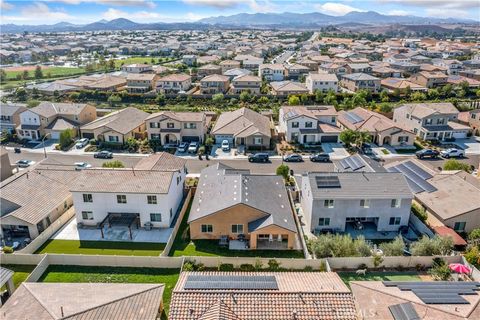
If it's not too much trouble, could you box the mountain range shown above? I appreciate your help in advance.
[1,11,477,33]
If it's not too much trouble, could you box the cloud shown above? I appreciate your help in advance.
[102,7,168,22]
[378,0,478,10]
[47,0,156,8]
[315,2,365,16]
[0,0,14,10]
[388,10,411,16]
[182,0,243,9]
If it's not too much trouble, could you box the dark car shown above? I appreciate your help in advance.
[248,153,269,163]
[177,142,189,153]
[283,153,303,162]
[94,150,113,159]
[310,153,330,162]
[415,149,439,159]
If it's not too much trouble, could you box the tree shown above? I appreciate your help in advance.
[427,88,439,100]
[324,90,337,105]
[410,236,454,256]
[107,59,115,70]
[428,258,452,281]
[300,93,309,105]
[102,160,125,168]
[107,94,121,106]
[239,91,251,102]
[0,69,6,82]
[307,234,371,258]
[314,89,324,103]
[258,96,269,104]
[379,236,405,256]
[378,103,393,114]
[411,91,426,101]
[22,70,29,80]
[442,84,453,97]
[59,129,74,150]
[380,90,389,102]
[339,129,356,147]
[212,93,224,103]
[354,130,372,147]
[276,164,290,180]
[443,159,471,173]
[15,87,27,101]
[288,95,300,106]
[468,228,480,241]
[34,65,43,79]
[124,137,139,153]
[156,93,165,106]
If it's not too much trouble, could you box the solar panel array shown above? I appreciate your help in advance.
[383,281,480,305]
[344,111,364,124]
[386,161,437,194]
[339,155,366,171]
[388,303,420,320]
[315,176,341,188]
[184,275,279,290]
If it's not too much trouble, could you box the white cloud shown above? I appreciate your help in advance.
[0,0,14,10]
[425,8,470,18]
[388,10,411,16]
[47,0,156,8]
[378,0,478,10]
[315,2,365,16]
[182,0,243,9]
[102,7,172,22]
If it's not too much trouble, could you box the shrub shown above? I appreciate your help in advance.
[411,202,428,222]
[218,263,234,271]
[102,160,125,168]
[308,234,372,258]
[276,164,290,180]
[357,263,368,270]
[464,246,480,268]
[379,236,405,256]
[240,264,255,272]
[468,228,480,241]
[267,259,281,271]
[59,128,74,150]
[410,236,454,256]
[443,159,471,173]
[2,246,13,253]
[182,261,195,271]
[89,139,97,145]
[303,266,313,272]
[254,259,263,271]
[319,261,327,272]
[372,254,384,268]
[428,259,451,281]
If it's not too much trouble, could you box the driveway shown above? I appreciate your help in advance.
[451,137,480,155]
[321,143,349,159]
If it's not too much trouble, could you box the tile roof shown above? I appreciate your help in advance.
[146,110,205,122]
[307,73,339,81]
[1,283,164,320]
[338,107,408,133]
[170,272,357,320]
[80,107,149,135]
[281,105,338,121]
[397,102,459,118]
[342,73,380,81]
[270,81,308,93]
[200,74,230,82]
[45,117,79,131]
[0,102,27,117]
[30,102,92,118]
[211,107,271,138]
[134,152,187,172]
[157,73,191,82]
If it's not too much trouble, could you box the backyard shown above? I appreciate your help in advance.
[39,265,179,317]
[35,239,165,256]
[168,200,304,258]
[338,271,426,287]
[1,264,37,288]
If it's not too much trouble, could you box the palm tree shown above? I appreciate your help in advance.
[354,130,372,148]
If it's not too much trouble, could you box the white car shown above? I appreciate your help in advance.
[74,162,92,170]
[188,142,199,153]
[221,140,230,152]
[16,159,35,168]
[75,138,89,149]
[440,148,464,158]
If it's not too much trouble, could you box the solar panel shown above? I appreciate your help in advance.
[387,163,437,194]
[315,176,341,188]
[396,163,437,193]
[402,161,433,180]
[339,159,349,170]
[345,111,363,124]
[350,155,366,170]
[184,275,279,290]
[389,303,420,320]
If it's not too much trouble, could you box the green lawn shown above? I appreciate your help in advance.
[338,271,422,287]
[168,199,304,258]
[35,239,165,256]
[4,66,85,80]
[1,264,37,288]
[114,56,176,68]
[39,265,179,316]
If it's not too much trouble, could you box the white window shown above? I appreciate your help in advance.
[360,199,370,208]
[83,194,93,203]
[147,195,157,204]
[253,137,263,145]
[391,199,401,208]
[167,122,175,128]
[454,222,466,232]
[117,195,127,204]
[319,217,330,226]
[82,211,93,220]
[184,123,197,129]
[324,199,334,208]
[149,122,160,128]
[201,224,213,233]
[150,213,162,222]
[108,136,119,142]
[389,217,401,225]
[231,224,244,233]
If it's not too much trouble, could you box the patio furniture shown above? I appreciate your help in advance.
[11,242,20,250]
[237,234,246,242]
[219,235,229,247]
[144,222,153,231]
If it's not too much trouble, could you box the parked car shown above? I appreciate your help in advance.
[15,159,34,168]
[416,149,440,159]
[93,151,113,159]
[310,153,330,162]
[221,140,230,152]
[75,138,89,149]
[361,143,373,155]
[188,142,199,153]
[14,147,21,153]
[283,153,303,162]
[177,142,189,153]
[441,148,464,158]
[248,153,269,163]
[74,162,92,170]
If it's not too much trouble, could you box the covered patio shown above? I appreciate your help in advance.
[99,213,140,240]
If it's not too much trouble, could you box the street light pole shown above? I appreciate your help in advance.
[42,133,51,159]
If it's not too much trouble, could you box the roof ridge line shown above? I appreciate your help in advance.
[23,283,61,320]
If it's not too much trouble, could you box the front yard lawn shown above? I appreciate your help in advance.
[39,265,179,316]
[339,271,422,287]
[35,239,165,256]
[1,264,37,288]
[168,199,304,258]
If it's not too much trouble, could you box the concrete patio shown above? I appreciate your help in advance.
[51,218,172,243]
[344,222,418,241]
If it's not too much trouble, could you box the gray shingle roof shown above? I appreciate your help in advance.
[80,107,148,135]
[134,152,186,172]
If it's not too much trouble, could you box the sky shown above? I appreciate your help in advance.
[0,0,479,25]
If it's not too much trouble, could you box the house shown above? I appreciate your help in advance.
[230,74,261,94]
[300,172,413,234]
[126,73,158,93]
[16,102,96,141]
[372,66,402,78]
[0,147,14,181]
[385,159,480,233]
[285,63,310,80]
[270,80,309,96]
[318,62,348,75]
[169,271,357,319]
[1,283,165,320]
[188,163,298,249]
[432,58,463,75]
[393,103,470,141]
[389,62,421,75]
[409,71,448,88]
[80,107,148,144]
[121,63,153,73]
[338,107,415,147]
[182,54,197,66]
[1,168,79,240]
[199,74,230,94]
[346,63,372,74]
[305,72,339,93]
[381,77,427,92]
[71,153,186,231]
[146,111,209,145]
[211,107,271,148]
[351,280,480,320]
[279,105,341,144]
[447,75,480,88]
[223,67,252,80]
[197,63,222,78]
[340,73,381,93]
[219,59,241,73]
[258,63,285,81]
[333,154,386,173]
[458,109,480,135]
[0,103,27,133]
[156,74,192,94]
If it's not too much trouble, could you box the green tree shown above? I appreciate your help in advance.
[339,129,356,147]
[469,229,480,241]
[276,164,290,180]
[288,95,300,106]
[380,90,389,102]
[15,87,27,101]
[379,236,405,256]
[107,94,121,106]
[410,236,454,256]
[378,103,393,114]
[300,93,309,105]
[22,70,29,80]
[443,159,471,173]
[307,234,371,258]
[427,88,439,100]
[354,130,372,147]
[124,137,139,153]
[155,93,165,106]
[324,90,337,105]
[442,84,453,97]
[314,89,324,103]
[476,88,480,98]
[102,160,125,168]
[212,93,224,103]
[34,65,43,79]
[0,69,6,82]
[258,96,269,104]
[59,129,74,150]
[411,91,426,101]
[239,91,251,102]
[107,59,115,70]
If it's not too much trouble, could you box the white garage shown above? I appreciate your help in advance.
[215,135,234,144]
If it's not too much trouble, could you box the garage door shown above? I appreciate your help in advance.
[82,132,94,139]
[321,135,338,143]
[182,136,200,143]
[51,131,60,140]
[452,131,467,139]
[215,135,234,144]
